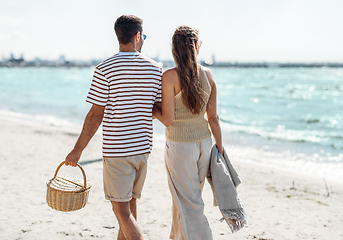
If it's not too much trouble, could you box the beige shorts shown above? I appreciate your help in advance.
[103,153,149,202]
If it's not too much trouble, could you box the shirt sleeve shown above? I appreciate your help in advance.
[154,68,162,103]
[86,67,109,106]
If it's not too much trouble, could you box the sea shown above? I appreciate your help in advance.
[0,66,342,181]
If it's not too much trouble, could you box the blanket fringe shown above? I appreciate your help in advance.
[220,208,248,233]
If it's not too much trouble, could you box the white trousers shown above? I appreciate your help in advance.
[164,138,213,240]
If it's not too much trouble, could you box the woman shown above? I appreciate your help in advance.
[153,25,223,240]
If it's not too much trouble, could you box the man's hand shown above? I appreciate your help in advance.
[65,149,82,167]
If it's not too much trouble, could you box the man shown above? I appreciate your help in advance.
[65,15,162,240]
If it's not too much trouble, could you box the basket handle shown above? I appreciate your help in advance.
[54,161,87,189]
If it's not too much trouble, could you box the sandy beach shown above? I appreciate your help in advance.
[0,116,342,240]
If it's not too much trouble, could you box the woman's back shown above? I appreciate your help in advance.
[165,65,212,143]
[151,25,222,240]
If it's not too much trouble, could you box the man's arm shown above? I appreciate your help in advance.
[65,104,105,167]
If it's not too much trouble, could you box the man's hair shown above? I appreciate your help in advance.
[114,15,143,45]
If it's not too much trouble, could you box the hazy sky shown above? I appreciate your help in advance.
[1,0,343,62]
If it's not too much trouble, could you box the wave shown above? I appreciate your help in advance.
[303,118,320,124]
[0,109,82,130]
[301,114,343,129]
[219,119,343,149]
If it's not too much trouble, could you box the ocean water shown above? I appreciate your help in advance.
[1,66,342,180]
[214,67,343,150]
[0,67,92,123]
[212,67,343,181]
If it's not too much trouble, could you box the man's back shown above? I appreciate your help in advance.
[86,52,162,158]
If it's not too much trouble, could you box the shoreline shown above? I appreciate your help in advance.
[155,119,343,182]
[1,116,343,239]
[2,108,343,182]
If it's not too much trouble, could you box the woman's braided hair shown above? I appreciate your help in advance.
[172,25,206,114]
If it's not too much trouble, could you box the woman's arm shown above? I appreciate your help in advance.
[205,68,224,155]
[152,69,177,127]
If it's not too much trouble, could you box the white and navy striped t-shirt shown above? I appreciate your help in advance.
[86,52,162,158]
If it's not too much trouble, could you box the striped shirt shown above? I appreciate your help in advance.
[86,52,162,158]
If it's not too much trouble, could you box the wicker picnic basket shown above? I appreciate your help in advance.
[46,161,91,212]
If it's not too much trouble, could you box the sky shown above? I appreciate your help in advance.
[1,0,343,63]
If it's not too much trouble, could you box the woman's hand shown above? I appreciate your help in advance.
[217,145,224,155]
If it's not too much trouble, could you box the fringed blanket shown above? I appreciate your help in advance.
[207,145,248,233]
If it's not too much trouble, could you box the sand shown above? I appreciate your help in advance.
[0,116,342,240]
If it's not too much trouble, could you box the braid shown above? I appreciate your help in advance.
[172,25,206,114]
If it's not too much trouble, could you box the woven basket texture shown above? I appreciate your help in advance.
[46,162,91,212]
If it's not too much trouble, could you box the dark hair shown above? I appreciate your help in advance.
[172,25,206,114]
[114,15,143,45]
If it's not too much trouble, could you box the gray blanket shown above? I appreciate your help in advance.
[207,145,248,233]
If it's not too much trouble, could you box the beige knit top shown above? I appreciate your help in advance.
[165,65,212,143]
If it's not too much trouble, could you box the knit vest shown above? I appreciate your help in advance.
[165,65,212,143]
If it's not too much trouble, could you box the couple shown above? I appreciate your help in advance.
[65,14,223,240]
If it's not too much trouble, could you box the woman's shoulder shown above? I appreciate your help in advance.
[162,68,179,84]
[200,65,213,77]
[162,67,178,77]
[200,65,216,88]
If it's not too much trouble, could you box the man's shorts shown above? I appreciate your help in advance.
[103,153,149,202]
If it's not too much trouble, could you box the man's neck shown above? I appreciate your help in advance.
[119,43,137,53]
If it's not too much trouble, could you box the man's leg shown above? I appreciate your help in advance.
[116,198,139,240]
[111,198,143,240]
[103,154,148,239]
[129,197,138,219]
